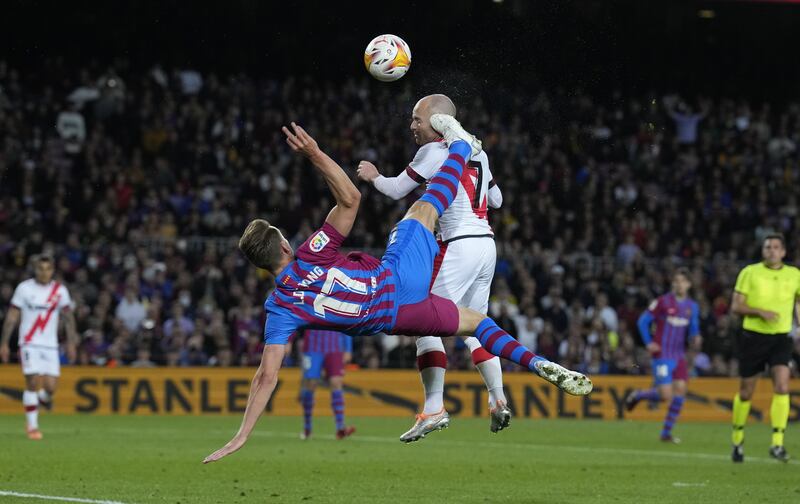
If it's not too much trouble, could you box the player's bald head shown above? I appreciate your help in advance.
[416,94,457,117]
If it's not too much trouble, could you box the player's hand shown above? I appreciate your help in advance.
[282,122,321,159]
[759,310,779,322]
[646,342,661,354]
[691,336,703,351]
[343,352,352,365]
[0,344,9,363]
[356,161,379,182]
[203,435,247,464]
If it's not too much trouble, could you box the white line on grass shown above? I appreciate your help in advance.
[92,425,792,465]
[0,491,129,504]
[672,482,708,488]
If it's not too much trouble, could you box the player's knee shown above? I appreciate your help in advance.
[738,384,754,401]
[329,376,344,390]
[774,381,790,394]
[416,336,445,355]
[403,202,437,231]
[661,389,673,402]
[457,308,485,336]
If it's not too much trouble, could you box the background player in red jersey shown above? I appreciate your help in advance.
[625,269,702,443]
[1,254,79,440]
[297,329,355,440]
[358,94,509,442]
[203,117,591,464]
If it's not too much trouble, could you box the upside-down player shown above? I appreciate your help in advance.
[1,254,79,440]
[357,94,509,442]
[298,329,355,440]
[625,268,701,443]
[203,116,591,463]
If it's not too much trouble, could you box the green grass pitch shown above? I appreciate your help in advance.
[1,415,797,503]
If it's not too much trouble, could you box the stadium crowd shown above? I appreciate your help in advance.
[2,59,800,376]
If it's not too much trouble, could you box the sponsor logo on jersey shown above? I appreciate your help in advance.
[309,231,330,252]
[666,316,689,327]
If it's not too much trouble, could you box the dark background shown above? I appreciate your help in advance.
[2,0,799,101]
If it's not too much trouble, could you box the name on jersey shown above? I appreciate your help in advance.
[309,231,330,252]
[292,266,326,305]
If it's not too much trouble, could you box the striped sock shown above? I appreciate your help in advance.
[301,389,314,434]
[419,140,470,216]
[474,318,547,372]
[331,390,345,431]
[635,388,661,402]
[661,396,684,438]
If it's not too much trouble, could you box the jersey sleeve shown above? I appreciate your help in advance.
[488,180,503,208]
[407,142,447,181]
[689,302,700,338]
[796,269,800,297]
[9,284,24,309]
[373,170,421,200]
[263,311,300,346]
[637,298,661,344]
[58,286,74,311]
[734,266,751,296]
[295,222,347,266]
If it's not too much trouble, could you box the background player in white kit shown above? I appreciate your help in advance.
[1,254,78,440]
[357,94,508,441]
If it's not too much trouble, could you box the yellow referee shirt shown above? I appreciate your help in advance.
[734,262,800,334]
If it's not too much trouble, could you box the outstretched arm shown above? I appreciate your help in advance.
[357,161,421,200]
[283,123,361,236]
[203,344,285,463]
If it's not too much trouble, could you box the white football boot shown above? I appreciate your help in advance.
[489,400,512,433]
[533,360,593,396]
[429,114,482,157]
[399,408,450,443]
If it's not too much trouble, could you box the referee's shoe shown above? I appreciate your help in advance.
[769,445,790,462]
[732,444,744,463]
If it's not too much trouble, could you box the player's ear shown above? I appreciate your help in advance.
[280,240,293,256]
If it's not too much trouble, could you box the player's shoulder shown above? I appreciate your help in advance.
[739,262,762,274]
[413,140,448,163]
[15,278,36,291]
[783,263,800,275]
[473,149,490,164]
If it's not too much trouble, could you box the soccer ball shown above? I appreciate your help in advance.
[364,34,412,82]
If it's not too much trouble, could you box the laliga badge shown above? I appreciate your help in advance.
[310,231,330,252]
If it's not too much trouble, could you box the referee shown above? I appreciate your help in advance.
[730,233,800,463]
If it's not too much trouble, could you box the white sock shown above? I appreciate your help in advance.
[38,389,51,404]
[420,367,445,414]
[23,391,39,429]
[476,357,506,408]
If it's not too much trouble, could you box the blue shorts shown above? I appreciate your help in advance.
[381,219,439,306]
[302,351,345,380]
[652,358,688,386]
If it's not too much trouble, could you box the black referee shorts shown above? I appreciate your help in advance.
[739,329,794,378]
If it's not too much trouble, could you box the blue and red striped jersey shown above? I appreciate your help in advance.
[638,293,700,360]
[264,222,397,345]
[302,330,353,354]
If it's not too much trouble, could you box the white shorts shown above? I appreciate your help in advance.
[20,345,61,377]
[431,236,496,313]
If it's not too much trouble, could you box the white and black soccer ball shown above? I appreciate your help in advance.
[364,34,412,82]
